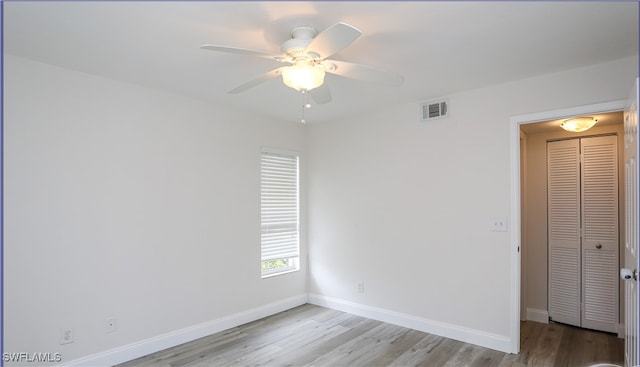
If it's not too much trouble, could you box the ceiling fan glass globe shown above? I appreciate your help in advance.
[281,62,325,91]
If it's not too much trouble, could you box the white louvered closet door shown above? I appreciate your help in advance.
[547,136,619,333]
[581,135,618,333]
[548,139,582,327]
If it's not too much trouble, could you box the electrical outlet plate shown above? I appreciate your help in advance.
[60,328,73,345]
[357,281,364,294]
[490,217,508,232]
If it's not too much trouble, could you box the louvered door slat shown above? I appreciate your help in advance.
[584,249,617,324]
[549,247,581,321]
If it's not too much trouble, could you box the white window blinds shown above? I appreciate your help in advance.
[261,151,299,268]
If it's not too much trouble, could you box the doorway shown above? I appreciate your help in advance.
[508,100,628,353]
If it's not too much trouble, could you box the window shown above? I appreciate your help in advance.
[261,149,300,277]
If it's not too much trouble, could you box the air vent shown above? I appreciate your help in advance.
[421,99,449,121]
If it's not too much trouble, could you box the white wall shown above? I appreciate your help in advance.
[3,55,307,365]
[5,52,638,364]
[306,55,638,350]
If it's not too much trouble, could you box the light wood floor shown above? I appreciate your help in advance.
[116,304,624,367]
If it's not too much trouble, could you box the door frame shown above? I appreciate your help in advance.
[508,99,627,353]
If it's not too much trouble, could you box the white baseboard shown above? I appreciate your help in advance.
[526,308,549,324]
[59,293,518,365]
[308,293,512,353]
[618,323,624,339]
[59,294,308,367]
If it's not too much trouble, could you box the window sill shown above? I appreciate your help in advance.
[261,268,300,279]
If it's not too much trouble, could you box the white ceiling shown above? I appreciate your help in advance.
[4,1,638,124]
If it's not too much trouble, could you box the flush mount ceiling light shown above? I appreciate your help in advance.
[280,61,326,91]
[560,117,598,132]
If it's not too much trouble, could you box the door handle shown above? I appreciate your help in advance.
[596,243,602,249]
[621,268,638,281]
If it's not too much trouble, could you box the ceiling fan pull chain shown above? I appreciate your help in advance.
[300,90,308,124]
[299,89,313,124]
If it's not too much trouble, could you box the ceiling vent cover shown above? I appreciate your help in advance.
[421,99,449,121]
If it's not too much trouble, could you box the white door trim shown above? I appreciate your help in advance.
[508,99,627,354]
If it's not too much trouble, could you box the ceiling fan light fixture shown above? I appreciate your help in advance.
[281,63,325,91]
[560,117,598,132]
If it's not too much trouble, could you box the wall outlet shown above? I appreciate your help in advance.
[105,317,117,333]
[489,217,508,232]
[357,281,365,294]
[60,328,74,345]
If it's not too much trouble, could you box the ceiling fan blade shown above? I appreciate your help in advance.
[309,83,332,104]
[305,22,362,60]
[200,44,282,60]
[228,67,286,94]
[325,60,404,87]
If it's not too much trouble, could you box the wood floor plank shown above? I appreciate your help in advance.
[416,338,465,366]
[592,329,617,365]
[389,333,448,366]
[306,323,410,366]
[116,304,624,367]
[510,320,543,365]
[525,321,564,366]
[496,356,528,367]
[608,331,625,365]
[468,347,505,367]
[442,343,487,367]
[268,317,381,366]
[363,328,428,366]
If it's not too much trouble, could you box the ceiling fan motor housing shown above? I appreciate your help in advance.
[281,26,317,59]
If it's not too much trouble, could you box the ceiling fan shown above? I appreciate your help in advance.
[200,22,404,104]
